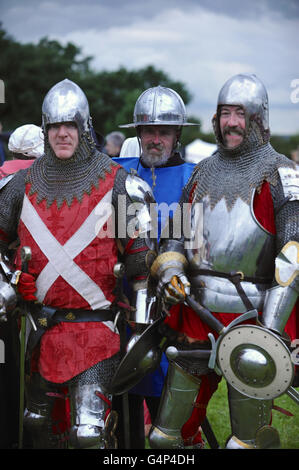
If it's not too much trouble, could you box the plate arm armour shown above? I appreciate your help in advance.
[112,168,158,327]
[0,171,28,318]
[0,171,26,257]
[150,179,193,303]
[261,166,299,335]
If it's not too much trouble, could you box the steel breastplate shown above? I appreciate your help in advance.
[186,190,275,313]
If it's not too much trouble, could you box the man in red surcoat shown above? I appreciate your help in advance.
[0,79,156,449]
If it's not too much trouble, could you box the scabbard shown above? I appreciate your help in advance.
[18,314,26,449]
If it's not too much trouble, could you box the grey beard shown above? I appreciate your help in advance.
[141,151,170,167]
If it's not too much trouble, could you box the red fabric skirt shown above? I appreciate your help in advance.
[33,322,120,383]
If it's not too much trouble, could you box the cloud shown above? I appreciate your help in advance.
[2,0,299,41]
[1,0,299,134]
[39,5,298,133]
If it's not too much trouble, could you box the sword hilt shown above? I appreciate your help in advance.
[20,246,37,330]
[166,346,211,361]
[21,246,32,273]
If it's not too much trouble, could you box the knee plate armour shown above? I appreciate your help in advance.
[149,361,201,449]
[226,384,280,449]
[23,373,63,449]
[68,382,117,449]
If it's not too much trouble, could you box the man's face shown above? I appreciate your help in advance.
[105,140,120,157]
[219,105,246,149]
[48,122,79,160]
[139,125,178,166]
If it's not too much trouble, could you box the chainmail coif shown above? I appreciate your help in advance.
[26,130,118,208]
[191,119,295,211]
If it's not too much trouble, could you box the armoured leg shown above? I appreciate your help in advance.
[148,361,201,449]
[68,382,117,449]
[23,373,64,449]
[226,384,280,449]
[68,359,119,449]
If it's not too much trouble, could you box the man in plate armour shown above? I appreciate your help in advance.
[150,73,299,449]
[0,79,156,449]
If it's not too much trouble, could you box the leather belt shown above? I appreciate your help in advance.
[26,305,118,362]
[35,305,116,329]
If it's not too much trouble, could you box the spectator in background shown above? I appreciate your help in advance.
[119,137,140,158]
[105,131,125,158]
[291,145,299,164]
[0,124,44,179]
[0,123,44,449]
[0,122,12,165]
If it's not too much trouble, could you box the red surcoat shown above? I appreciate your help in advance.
[16,164,121,383]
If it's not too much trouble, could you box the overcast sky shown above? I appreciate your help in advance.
[1,0,299,135]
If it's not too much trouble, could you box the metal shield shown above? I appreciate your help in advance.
[216,324,294,400]
[106,315,167,395]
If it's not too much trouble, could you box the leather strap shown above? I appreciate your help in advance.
[189,268,272,311]
[189,267,272,284]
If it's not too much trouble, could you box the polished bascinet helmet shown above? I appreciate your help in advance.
[120,86,197,128]
[217,73,269,131]
[42,79,92,134]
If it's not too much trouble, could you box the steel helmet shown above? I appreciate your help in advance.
[42,79,92,133]
[8,124,44,158]
[217,73,269,131]
[120,86,197,128]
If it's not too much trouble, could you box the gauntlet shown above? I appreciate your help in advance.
[151,251,190,304]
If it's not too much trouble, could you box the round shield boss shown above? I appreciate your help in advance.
[217,325,294,399]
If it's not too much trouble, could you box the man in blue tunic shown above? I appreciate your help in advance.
[113,86,199,448]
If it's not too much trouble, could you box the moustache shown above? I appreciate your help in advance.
[223,126,245,137]
[147,143,163,151]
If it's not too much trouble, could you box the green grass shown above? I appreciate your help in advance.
[206,378,299,449]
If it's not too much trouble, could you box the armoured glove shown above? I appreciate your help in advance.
[17,271,37,302]
[261,241,299,335]
[151,252,190,305]
[158,269,190,304]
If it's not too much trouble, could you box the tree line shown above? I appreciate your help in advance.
[0,25,298,157]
